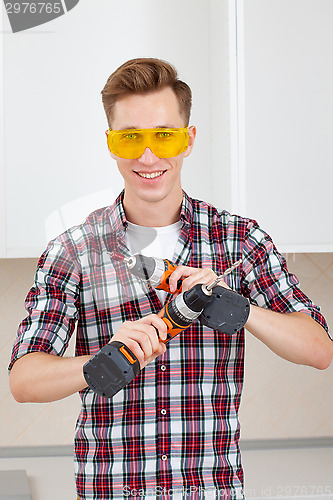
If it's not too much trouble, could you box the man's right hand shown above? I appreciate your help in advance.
[9,315,167,404]
[110,314,167,369]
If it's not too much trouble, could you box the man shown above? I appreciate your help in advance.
[9,58,332,500]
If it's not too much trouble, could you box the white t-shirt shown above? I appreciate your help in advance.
[125,220,182,303]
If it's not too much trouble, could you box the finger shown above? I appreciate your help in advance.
[180,274,202,292]
[129,323,164,355]
[169,267,219,293]
[180,269,218,292]
[181,275,204,291]
[168,265,196,293]
[112,323,159,364]
[140,324,162,353]
[139,314,168,342]
[112,330,153,366]
[122,315,166,345]
[120,319,165,360]
[120,322,166,368]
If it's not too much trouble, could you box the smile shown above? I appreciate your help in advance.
[136,171,165,179]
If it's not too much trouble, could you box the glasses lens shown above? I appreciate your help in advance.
[107,128,189,159]
[108,130,144,159]
[152,129,189,158]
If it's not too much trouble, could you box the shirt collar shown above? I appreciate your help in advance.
[108,190,128,234]
[179,190,193,227]
[108,189,193,233]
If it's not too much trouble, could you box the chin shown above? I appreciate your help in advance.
[138,189,169,204]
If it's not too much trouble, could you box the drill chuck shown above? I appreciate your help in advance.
[183,283,212,311]
[126,254,182,293]
[126,254,165,287]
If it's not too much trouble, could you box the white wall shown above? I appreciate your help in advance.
[1,0,231,257]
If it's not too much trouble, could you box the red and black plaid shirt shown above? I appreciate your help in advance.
[10,191,329,500]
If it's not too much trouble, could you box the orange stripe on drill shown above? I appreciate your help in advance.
[155,260,180,293]
[120,345,137,364]
[158,305,187,343]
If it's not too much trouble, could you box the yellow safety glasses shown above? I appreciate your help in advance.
[106,127,190,159]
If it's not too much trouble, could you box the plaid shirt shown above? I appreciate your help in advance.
[10,191,329,500]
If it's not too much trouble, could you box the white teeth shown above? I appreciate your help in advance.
[137,171,164,179]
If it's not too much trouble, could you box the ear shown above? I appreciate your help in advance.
[183,125,196,158]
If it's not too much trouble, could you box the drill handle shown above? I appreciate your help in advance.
[157,284,211,343]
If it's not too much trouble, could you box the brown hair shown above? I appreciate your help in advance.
[101,58,192,128]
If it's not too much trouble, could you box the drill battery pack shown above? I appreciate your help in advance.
[199,286,250,334]
[83,341,140,399]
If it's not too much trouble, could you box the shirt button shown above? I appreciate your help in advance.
[161,409,167,415]
[160,365,166,371]
[161,455,168,461]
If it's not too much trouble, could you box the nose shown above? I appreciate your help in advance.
[137,147,160,164]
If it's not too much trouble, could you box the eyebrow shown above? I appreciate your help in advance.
[117,125,177,131]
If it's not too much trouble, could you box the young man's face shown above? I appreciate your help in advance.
[109,87,196,207]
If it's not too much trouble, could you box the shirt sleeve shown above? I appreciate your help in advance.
[9,237,82,371]
[241,220,330,338]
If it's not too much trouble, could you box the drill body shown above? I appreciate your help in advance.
[158,283,212,342]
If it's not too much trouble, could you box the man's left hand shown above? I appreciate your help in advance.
[168,265,229,294]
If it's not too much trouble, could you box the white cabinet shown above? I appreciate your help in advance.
[233,0,333,252]
[1,0,332,257]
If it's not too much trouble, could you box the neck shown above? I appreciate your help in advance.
[123,189,183,227]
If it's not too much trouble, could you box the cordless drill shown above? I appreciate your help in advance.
[83,256,248,399]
